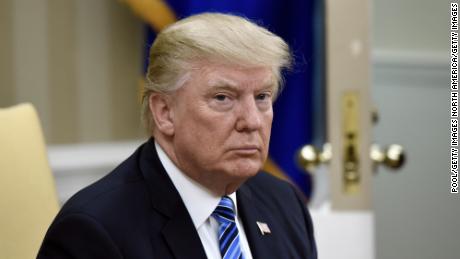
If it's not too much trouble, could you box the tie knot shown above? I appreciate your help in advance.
[212,196,236,223]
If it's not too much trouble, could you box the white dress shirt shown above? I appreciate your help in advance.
[155,141,254,259]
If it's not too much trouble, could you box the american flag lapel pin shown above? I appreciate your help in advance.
[256,221,271,235]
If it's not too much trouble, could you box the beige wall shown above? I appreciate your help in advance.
[0,0,143,144]
[0,0,15,108]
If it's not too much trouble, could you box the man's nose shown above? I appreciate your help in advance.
[235,97,262,132]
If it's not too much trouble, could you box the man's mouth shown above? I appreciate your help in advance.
[229,145,260,155]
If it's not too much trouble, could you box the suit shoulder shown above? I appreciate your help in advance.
[246,172,299,197]
[245,172,306,219]
[58,145,146,217]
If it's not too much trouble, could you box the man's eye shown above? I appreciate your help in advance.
[214,94,228,101]
[256,93,270,100]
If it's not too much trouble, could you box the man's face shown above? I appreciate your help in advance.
[169,62,275,195]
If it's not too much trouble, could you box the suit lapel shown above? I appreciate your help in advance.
[139,138,207,259]
[237,183,283,259]
[161,209,208,259]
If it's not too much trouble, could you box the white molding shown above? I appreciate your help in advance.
[48,140,143,174]
[373,49,448,69]
[47,140,143,203]
[372,49,448,89]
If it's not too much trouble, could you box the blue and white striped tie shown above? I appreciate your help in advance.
[212,196,244,259]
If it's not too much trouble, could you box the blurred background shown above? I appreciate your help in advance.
[0,0,454,258]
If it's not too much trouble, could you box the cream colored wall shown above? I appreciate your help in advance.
[0,0,143,144]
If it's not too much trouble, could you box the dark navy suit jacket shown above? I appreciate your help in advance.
[38,138,317,259]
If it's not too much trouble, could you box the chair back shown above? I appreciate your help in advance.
[0,103,59,259]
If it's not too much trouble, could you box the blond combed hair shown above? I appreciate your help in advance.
[142,12,292,133]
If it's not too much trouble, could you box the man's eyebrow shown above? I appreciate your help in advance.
[208,79,276,91]
[211,85,240,93]
[207,77,238,89]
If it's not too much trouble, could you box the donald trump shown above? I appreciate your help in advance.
[38,13,317,259]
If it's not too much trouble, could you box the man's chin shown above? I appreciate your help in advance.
[222,171,258,195]
[231,162,261,179]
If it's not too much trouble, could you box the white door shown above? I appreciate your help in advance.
[310,1,376,258]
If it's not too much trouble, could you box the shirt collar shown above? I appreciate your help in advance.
[155,141,239,229]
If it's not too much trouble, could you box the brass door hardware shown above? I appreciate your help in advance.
[370,144,405,170]
[342,92,360,193]
[297,143,405,174]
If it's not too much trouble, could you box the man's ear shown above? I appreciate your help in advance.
[149,93,175,136]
